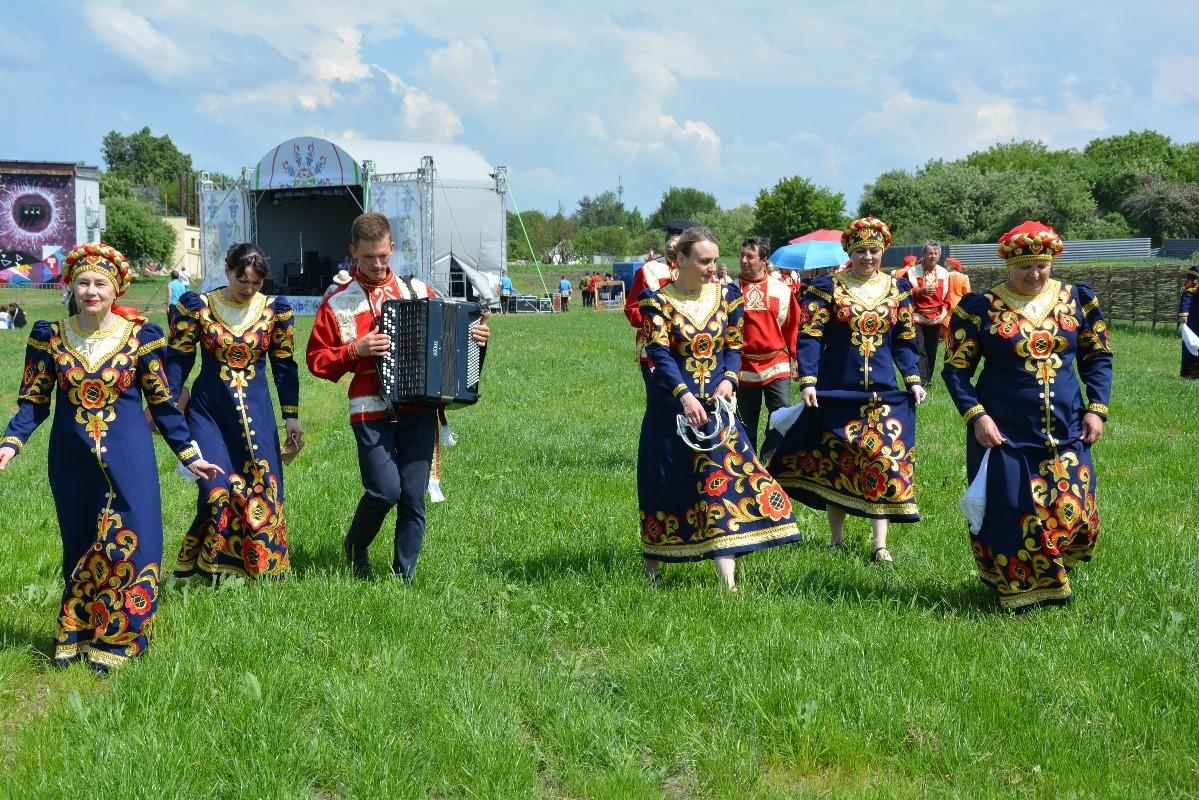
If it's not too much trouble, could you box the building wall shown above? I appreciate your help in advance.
[0,162,82,281]
[163,216,201,277]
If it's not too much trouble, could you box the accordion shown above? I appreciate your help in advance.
[377,297,483,408]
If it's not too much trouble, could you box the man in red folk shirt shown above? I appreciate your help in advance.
[895,240,951,388]
[306,211,490,580]
[624,218,696,382]
[735,235,800,450]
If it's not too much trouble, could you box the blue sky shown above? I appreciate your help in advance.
[3,1,1197,216]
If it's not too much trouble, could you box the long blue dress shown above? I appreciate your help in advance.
[637,281,801,562]
[166,290,299,579]
[1180,266,1199,379]
[768,271,923,521]
[1,318,201,669]
[942,280,1113,611]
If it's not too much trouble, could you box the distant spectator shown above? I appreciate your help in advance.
[715,262,733,285]
[325,269,353,298]
[9,302,26,329]
[178,264,194,285]
[167,270,188,311]
[558,274,572,311]
[0,305,10,330]
[588,271,602,308]
[500,270,515,314]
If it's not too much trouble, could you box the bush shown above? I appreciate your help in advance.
[103,196,176,265]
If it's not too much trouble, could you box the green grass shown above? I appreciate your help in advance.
[0,281,1197,798]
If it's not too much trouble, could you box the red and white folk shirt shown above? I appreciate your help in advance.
[737,272,800,388]
[625,258,676,366]
[305,269,435,424]
[901,262,951,327]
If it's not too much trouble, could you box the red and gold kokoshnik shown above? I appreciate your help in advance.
[840,216,893,253]
[997,220,1064,266]
[64,242,134,296]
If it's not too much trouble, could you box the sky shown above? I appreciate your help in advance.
[3,1,1197,217]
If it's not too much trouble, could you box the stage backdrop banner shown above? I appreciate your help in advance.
[370,178,427,283]
[199,184,252,292]
[280,295,323,316]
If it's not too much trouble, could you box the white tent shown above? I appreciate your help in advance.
[199,136,504,308]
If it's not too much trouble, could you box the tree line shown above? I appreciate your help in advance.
[510,130,1199,263]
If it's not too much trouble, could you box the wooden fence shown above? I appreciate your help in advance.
[961,263,1190,327]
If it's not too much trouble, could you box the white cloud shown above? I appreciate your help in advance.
[82,2,196,81]
[1152,55,1199,107]
[425,38,500,109]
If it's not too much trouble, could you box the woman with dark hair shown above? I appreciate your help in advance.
[768,217,925,563]
[637,226,801,590]
[167,243,303,581]
[0,243,221,671]
[943,221,1112,611]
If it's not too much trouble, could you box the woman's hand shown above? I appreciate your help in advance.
[972,414,1005,448]
[187,458,225,481]
[801,386,818,407]
[0,446,16,471]
[1080,412,1104,444]
[910,384,927,405]
[681,393,708,426]
[285,418,305,449]
[713,379,735,401]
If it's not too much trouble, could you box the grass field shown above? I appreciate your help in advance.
[0,277,1197,798]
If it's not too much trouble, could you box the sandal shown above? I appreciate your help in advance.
[871,546,893,563]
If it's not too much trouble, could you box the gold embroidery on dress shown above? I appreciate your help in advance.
[208,291,269,336]
[64,317,135,372]
[835,270,892,308]
[660,282,721,329]
[992,279,1060,326]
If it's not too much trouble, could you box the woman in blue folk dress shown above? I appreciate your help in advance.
[1179,264,1199,379]
[638,226,801,590]
[0,244,221,671]
[768,217,926,563]
[167,243,303,580]
[943,222,1113,612]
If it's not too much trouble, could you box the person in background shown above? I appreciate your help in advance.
[942,256,972,345]
[0,305,10,330]
[734,235,800,451]
[8,302,26,329]
[625,219,696,380]
[558,274,572,311]
[166,269,188,313]
[178,264,194,286]
[0,243,221,671]
[325,268,353,298]
[499,270,515,314]
[588,270,602,309]
[942,221,1112,611]
[637,226,801,589]
[896,242,951,387]
[769,217,925,563]
[715,262,733,285]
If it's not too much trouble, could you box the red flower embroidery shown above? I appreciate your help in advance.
[861,464,888,501]
[1006,559,1032,584]
[225,343,252,369]
[857,311,882,337]
[643,514,663,543]
[756,481,793,521]
[124,584,153,616]
[995,314,1021,339]
[691,333,715,358]
[1027,330,1055,359]
[704,472,729,497]
[79,378,107,410]
[243,540,270,575]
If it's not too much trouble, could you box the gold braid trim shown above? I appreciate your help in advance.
[136,337,167,358]
[280,405,300,417]
[799,376,818,386]
[1081,296,1100,316]
[1,436,23,452]
[953,304,981,327]
[28,337,52,354]
[672,384,688,398]
[807,286,832,303]
[1087,402,1109,416]
[962,405,986,424]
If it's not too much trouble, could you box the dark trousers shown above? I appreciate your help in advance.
[736,379,792,452]
[914,323,941,387]
[347,411,437,579]
[501,294,515,314]
[561,295,569,311]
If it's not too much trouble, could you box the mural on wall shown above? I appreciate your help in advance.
[0,173,76,281]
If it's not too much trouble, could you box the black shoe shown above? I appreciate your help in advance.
[343,534,371,579]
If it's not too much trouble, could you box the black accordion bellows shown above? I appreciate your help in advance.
[377,298,482,408]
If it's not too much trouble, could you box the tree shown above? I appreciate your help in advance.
[694,204,756,254]
[573,191,626,229]
[103,196,177,265]
[102,127,195,215]
[1120,175,1199,241]
[753,177,846,248]
[507,209,550,261]
[571,225,630,259]
[1082,130,1174,214]
[963,139,1084,175]
[647,186,718,231]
